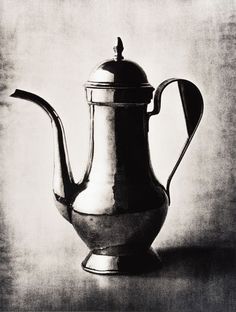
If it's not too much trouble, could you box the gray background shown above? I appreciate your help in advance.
[0,0,235,311]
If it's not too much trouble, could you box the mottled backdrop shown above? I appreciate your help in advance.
[0,0,235,311]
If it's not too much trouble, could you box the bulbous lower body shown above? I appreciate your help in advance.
[69,189,168,274]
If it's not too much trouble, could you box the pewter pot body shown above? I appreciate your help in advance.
[10,38,203,274]
[72,104,168,256]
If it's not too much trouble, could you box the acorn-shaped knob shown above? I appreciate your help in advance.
[113,37,124,61]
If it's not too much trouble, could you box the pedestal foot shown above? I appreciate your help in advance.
[82,248,161,275]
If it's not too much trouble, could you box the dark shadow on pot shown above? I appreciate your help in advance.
[143,246,236,279]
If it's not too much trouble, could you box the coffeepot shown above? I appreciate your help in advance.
[11,38,203,274]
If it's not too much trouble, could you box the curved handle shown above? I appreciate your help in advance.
[148,78,204,200]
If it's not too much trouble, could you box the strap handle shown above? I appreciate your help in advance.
[147,78,204,200]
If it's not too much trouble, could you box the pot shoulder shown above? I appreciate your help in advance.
[72,181,168,215]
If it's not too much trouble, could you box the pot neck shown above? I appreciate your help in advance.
[87,105,152,184]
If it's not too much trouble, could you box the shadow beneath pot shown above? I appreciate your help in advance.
[144,246,236,279]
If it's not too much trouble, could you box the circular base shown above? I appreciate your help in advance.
[82,249,161,275]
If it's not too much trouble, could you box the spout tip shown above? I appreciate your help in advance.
[10,89,19,98]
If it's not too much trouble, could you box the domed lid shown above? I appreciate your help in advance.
[85,37,153,90]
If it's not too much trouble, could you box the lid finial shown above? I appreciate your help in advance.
[113,37,124,61]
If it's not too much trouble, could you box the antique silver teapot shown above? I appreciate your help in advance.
[11,38,203,274]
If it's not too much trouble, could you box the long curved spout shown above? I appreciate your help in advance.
[10,89,77,208]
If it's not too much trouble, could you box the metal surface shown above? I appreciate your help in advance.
[10,89,77,222]
[73,105,168,215]
[85,37,154,104]
[148,78,204,199]
[82,249,161,275]
[113,36,124,61]
[10,38,203,274]
[72,202,167,253]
